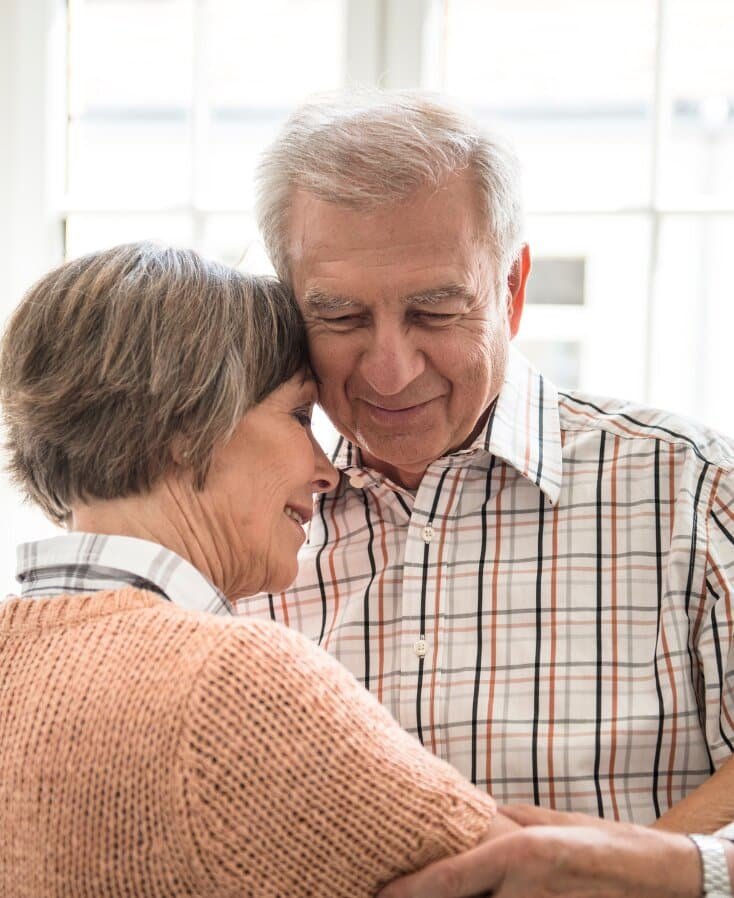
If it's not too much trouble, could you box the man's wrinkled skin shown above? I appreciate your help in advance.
[287,173,528,490]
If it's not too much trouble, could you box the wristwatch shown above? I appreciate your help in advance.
[689,833,734,898]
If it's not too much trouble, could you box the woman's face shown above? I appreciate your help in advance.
[194,374,338,598]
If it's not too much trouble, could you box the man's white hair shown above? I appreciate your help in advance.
[255,89,524,285]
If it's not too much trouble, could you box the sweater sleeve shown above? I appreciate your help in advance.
[177,618,496,897]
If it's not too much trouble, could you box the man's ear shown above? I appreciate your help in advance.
[506,244,531,339]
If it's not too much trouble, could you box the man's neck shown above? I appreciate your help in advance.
[357,406,494,492]
[358,451,426,491]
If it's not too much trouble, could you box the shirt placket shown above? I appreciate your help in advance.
[397,462,455,748]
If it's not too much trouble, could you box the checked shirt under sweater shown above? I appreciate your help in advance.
[240,348,734,825]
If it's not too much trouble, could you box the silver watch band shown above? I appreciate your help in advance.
[689,833,733,898]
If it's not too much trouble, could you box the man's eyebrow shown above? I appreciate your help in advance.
[303,284,474,312]
[403,284,474,306]
[302,289,362,313]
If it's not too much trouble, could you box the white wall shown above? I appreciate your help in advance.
[0,0,67,593]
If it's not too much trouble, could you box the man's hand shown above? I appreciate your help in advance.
[378,804,703,898]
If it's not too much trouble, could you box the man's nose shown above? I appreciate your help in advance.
[358,328,425,397]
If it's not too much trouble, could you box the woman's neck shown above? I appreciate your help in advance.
[68,482,229,599]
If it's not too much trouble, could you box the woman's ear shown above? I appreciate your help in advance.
[169,434,190,468]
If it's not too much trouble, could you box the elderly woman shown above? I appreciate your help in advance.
[0,243,514,897]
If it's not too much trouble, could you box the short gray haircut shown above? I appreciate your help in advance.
[256,89,524,284]
[0,242,308,524]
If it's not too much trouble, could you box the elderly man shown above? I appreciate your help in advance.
[240,89,734,893]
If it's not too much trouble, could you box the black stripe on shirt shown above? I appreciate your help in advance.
[482,399,498,453]
[711,510,734,547]
[535,373,545,487]
[314,491,330,646]
[472,454,496,784]
[685,464,715,773]
[531,485,547,805]
[593,429,607,817]
[559,393,709,465]
[651,441,666,818]
[395,491,412,518]
[361,489,377,690]
[331,435,345,465]
[416,467,450,747]
[706,578,734,754]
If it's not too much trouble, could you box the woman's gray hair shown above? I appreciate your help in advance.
[256,89,524,284]
[0,242,308,525]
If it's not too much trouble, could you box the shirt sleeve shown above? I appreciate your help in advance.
[715,820,734,840]
[176,618,496,897]
[699,468,734,767]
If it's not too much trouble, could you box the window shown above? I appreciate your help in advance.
[2,0,733,587]
[441,0,734,425]
[65,0,347,266]
[525,259,586,308]
[61,0,734,427]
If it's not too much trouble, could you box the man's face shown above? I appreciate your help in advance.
[287,173,529,488]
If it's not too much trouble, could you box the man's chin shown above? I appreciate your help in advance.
[357,433,444,478]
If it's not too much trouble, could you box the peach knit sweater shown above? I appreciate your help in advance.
[0,587,496,897]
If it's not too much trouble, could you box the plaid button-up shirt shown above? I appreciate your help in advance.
[240,348,734,824]
[14,532,233,616]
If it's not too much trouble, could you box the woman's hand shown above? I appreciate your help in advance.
[378,804,703,898]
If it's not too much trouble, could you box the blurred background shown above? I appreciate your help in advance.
[2,0,733,588]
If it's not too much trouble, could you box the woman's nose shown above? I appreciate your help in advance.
[311,435,339,494]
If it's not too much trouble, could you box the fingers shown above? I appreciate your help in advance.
[379,816,705,898]
[377,837,509,898]
[499,803,601,828]
[485,810,522,837]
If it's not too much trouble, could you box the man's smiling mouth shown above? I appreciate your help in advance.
[360,397,441,424]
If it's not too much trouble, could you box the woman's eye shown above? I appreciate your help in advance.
[292,407,313,427]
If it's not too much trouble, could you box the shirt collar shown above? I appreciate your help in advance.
[15,532,233,616]
[331,347,563,505]
[487,347,562,504]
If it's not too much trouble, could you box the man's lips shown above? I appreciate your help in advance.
[359,396,442,424]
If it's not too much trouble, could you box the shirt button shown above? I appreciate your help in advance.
[422,525,434,543]
[414,635,427,658]
[349,474,367,489]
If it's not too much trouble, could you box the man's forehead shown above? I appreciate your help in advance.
[287,177,487,255]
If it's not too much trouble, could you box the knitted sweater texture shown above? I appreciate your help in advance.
[0,587,496,897]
